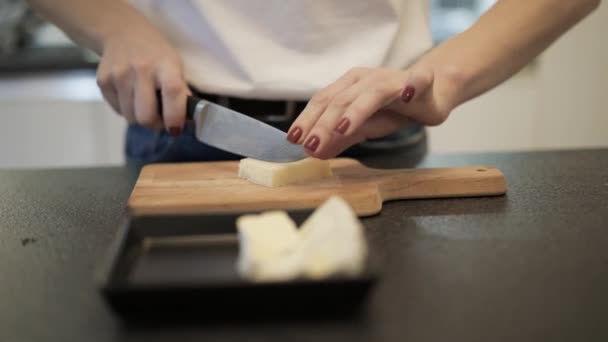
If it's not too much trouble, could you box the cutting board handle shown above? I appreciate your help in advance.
[373,166,507,201]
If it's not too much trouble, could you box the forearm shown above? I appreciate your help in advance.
[423,0,601,105]
[26,0,156,54]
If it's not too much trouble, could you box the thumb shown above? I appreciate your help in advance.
[387,65,439,125]
[399,66,434,104]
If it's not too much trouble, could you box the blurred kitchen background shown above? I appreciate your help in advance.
[0,0,605,168]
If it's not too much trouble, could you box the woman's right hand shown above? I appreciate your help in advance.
[96,24,190,135]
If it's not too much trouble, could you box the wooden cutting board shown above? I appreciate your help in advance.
[128,158,507,217]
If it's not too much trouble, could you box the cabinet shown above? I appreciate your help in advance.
[0,71,125,168]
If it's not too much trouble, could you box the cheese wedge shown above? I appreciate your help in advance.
[235,196,368,282]
[238,157,332,187]
[236,211,301,281]
[298,196,368,279]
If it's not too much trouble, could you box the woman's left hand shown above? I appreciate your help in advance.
[287,64,462,159]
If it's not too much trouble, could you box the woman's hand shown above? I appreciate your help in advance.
[287,0,601,160]
[287,64,463,159]
[97,24,191,135]
[25,0,192,134]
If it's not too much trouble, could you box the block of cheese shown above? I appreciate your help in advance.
[236,211,302,281]
[298,196,368,279]
[238,157,332,187]
[235,196,368,282]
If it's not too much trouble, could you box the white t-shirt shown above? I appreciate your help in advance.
[129,0,432,100]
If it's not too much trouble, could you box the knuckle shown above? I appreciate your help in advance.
[371,83,393,96]
[130,61,152,75]
[310,91,331,107]
[96,73,111,88]
[112,66,129,82]
[328,94,352,109]
[424,108,450,126]
[311,123,333,136]
[162,79,185,96]
[347,102,368,117]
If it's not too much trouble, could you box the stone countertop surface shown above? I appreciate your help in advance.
[1,149,607,341]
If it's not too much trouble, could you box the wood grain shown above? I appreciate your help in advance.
[128,158,507,217]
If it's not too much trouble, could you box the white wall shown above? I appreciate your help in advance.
[429,2,607,152]
[536,2,608,149]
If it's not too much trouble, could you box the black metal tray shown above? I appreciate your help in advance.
[97,212,376,320]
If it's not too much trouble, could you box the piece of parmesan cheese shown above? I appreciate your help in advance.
[236,211,301,281]
[235,196,367,282]
[298,196,368,279]
[238,157,332,187]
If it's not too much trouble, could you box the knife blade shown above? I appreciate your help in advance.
[160,94,307,162]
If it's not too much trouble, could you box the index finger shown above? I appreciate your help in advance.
[156,64,190,135]
[287,68,366,144]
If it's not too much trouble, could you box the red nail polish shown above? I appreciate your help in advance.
[287,127,303,143]
[304,135,320,152]
[169,127,181,136]
[334,117,350,134]
[401,86,416,103]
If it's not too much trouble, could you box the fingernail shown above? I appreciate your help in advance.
[334,117,350,134]
[304,135,320,152]
[401,86,416,103]
[169,126,181,136]
[287,127,303,143]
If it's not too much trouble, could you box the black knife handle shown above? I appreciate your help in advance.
[155,90,198,120]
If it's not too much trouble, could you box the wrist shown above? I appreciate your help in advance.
[418,40,479,108]
[97,20,143,51]
[416,59,472,113]
[96,9,159,54]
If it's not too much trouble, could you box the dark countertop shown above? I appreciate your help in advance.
[0,46,97,74]
[1,149,607,342]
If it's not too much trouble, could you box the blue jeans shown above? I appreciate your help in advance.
[126,121,241,164]
[126,121,426,165]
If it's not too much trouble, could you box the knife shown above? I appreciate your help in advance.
[158,94,307,162]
